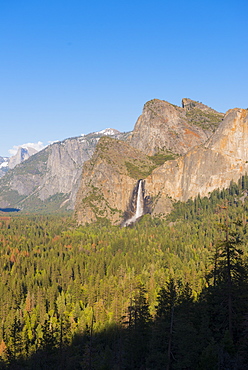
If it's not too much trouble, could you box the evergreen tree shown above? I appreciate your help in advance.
[124,284,151,369]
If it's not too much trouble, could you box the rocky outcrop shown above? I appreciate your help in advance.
[0,146,38,178]
[8,147,38,169]
[127,98,223,155]
[145,108,248,215]
[74,137,155,225]
[75,108,248,225]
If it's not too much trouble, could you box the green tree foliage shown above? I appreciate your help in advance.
[124,284,152,369]
[1,176,248,368]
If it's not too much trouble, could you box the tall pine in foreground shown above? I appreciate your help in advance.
[200,210,248,368]
[123,284,152,369]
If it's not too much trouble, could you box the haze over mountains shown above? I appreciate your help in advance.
[0,156,9,178]
[1,98,247,224]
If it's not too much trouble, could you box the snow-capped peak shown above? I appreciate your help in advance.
[95,128,120,136]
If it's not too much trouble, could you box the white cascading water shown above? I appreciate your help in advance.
[123,180,144,226]
[135,180,144,219]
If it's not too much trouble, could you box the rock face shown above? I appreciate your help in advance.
[8,147,38,169]
[145,108,248,216]
[0,146,39,179]
[74,137,155,225]
[0,130,125,211]
[75,107,248,225]
[127,98,223,155]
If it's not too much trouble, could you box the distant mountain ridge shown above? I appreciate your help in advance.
[0,97,236,218]
[0,128,126,211]
[0,146,41,178]
[8,146,38,169]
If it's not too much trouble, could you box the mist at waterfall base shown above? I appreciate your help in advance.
[122,179,149,227]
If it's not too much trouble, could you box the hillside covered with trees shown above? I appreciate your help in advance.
[1,176,248,369]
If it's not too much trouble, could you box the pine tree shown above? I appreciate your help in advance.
[124,284,151,369]
[148,279,177,370]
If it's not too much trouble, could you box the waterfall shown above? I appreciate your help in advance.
[123,179,144,226]
[135,179,144,219]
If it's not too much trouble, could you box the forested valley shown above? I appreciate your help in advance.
[2,177,248,369]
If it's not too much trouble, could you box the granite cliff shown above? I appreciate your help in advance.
[75,105,248,225]
[127,98,223,155]
[0,129,125,211]
[0,146,40,178]
[74,136,155,225]
[146,108,248,216]
[8,146,38,169]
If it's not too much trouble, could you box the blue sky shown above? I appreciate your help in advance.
[0,0,247,157]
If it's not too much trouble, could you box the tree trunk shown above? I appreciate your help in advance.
[166,305,174,370]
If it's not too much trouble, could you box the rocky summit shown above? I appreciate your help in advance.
[127,98,223,155]
[8,146,38,169]
[75,102,248,225]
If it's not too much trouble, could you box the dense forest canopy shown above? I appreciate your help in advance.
[1,176,248,369]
